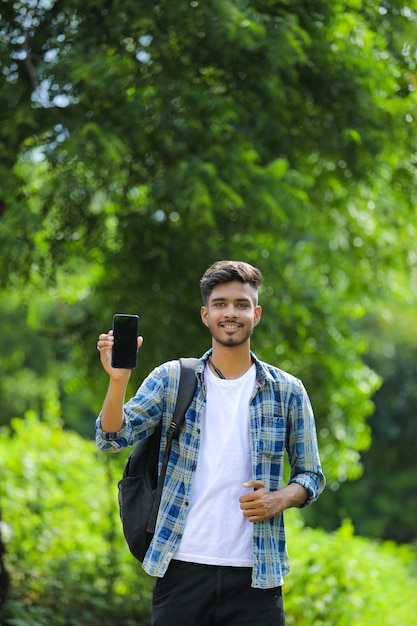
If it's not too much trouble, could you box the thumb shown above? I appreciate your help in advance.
[243,479,266,490]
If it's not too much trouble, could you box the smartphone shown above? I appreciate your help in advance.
[111,314,139,369]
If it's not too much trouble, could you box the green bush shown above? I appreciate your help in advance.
[0,412,153,626]
[0,415,416,625]
[284,517,417,625]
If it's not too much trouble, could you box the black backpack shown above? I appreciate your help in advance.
[118,357,198,562]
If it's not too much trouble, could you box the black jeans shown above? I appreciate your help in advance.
[152,560,285,626]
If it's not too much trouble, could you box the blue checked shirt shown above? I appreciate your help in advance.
[96,349,325,589]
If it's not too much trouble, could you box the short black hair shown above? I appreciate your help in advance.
[200,260,263,306]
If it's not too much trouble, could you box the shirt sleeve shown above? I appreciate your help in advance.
[286,381,326,506]
[95,365,168,452]
[95,414,137,451]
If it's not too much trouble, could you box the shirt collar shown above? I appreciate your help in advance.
[196,349,271,387]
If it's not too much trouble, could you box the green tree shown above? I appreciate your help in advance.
[0,0,416,487]
[0,284,98,437]
[360,307,417,542]
[304,304,417,543]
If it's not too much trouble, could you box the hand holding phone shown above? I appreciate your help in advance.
[111,314,140,369]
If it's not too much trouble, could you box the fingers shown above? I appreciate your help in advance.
[96,332,144,352]
[240,480,272,522]
[240,483,284,522]
[240,494,271,522]
[240,499,265,522]
[96,332,144,380]
[242,479,265,490]
[97,330,113,352]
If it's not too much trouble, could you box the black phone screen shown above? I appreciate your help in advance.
[111,314,139,369]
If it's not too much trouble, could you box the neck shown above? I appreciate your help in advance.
[210,343,253,380]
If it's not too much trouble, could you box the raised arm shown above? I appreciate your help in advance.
[97,330,143,433]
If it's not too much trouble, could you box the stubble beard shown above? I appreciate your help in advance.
[209,324,254,349]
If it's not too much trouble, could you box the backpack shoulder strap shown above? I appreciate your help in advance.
[168,357,199,437]
[147,357,198,534]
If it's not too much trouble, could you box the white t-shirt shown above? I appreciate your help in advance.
[174,363,256,566]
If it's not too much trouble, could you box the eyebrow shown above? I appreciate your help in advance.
[210,297,252,303]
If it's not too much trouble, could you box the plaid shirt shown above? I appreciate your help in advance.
[96,349,325,589]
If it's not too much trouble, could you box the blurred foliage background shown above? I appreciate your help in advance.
[0,0,416,624]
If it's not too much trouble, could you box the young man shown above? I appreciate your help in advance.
[96,260,325,626]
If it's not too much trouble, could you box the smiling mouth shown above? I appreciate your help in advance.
[220,323,242,330]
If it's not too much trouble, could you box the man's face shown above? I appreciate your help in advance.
[200,281,262,348]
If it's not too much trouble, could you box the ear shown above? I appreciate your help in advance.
[201,305,209,327]
[254,305,262,326]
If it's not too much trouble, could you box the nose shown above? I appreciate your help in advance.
[223,304,238,317]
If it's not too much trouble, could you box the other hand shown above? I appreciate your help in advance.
[239,480,282,522]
